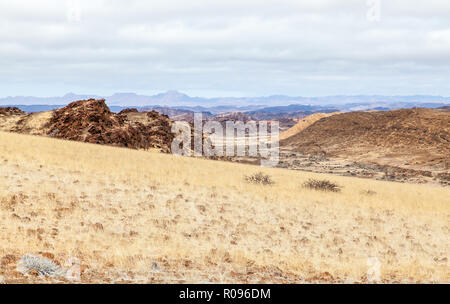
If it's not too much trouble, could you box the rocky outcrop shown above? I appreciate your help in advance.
[45,99,174,152]
[0,107,26,116]
[118,108,139,115]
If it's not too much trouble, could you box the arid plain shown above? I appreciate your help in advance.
[0,131,448,283]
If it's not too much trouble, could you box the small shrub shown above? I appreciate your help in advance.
[17,254,63,277]
[303,178,341,192]
[244,172,274,185]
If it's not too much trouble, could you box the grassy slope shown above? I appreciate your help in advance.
[0,131,449,283]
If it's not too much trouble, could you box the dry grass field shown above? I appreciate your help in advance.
[0,131,448,283]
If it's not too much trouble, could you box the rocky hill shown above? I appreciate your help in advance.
[212,112,254,123]
[281,108,450,172]
[0,99,175,153]
[0,107,26,116]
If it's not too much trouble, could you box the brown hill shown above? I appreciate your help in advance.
[0,99,175,152]
[275,117,298,132]
[212,112,254,123]
[281,108,450,171]
[280,112,340,140]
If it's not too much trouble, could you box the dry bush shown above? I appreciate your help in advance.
[244,172,274,185]
[17,254,63,277]
[303,178,341,192]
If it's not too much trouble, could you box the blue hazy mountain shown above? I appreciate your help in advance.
[1,91,449,112]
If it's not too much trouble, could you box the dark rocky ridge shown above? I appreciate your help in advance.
[0,107,26,116]
[45,99,174,152]
[0,100,175,153]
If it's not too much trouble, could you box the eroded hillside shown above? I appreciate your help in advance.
[279,108,449,184]
[0,99,174,153]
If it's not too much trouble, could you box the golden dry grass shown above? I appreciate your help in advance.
[0,111,51,136]
[0,131,449,283]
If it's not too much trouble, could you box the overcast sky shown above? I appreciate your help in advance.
[0,0,449,97]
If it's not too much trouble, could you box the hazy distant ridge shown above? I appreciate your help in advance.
[1,91,450,108]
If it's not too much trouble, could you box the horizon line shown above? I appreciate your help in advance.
[1,91,450,100]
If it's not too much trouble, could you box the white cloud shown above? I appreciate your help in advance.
[0,0,449,97]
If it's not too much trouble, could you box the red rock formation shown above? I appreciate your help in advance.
[0,107,26,116]
[45,99,174,152]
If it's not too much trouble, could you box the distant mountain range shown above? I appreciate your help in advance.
[1,91,449,114]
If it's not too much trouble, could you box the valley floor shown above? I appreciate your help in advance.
[277,148,450,186]
[0,131,448,283]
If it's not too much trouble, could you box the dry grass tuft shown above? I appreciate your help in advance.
[303,178,341,192]
[244,172,275,185]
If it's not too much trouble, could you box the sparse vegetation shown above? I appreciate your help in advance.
[303,178,341,192]
[17,254,63,277]
[244,172,274,185]
[0,131,449,283]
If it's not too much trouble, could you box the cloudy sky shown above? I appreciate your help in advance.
[0,0,449,97]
